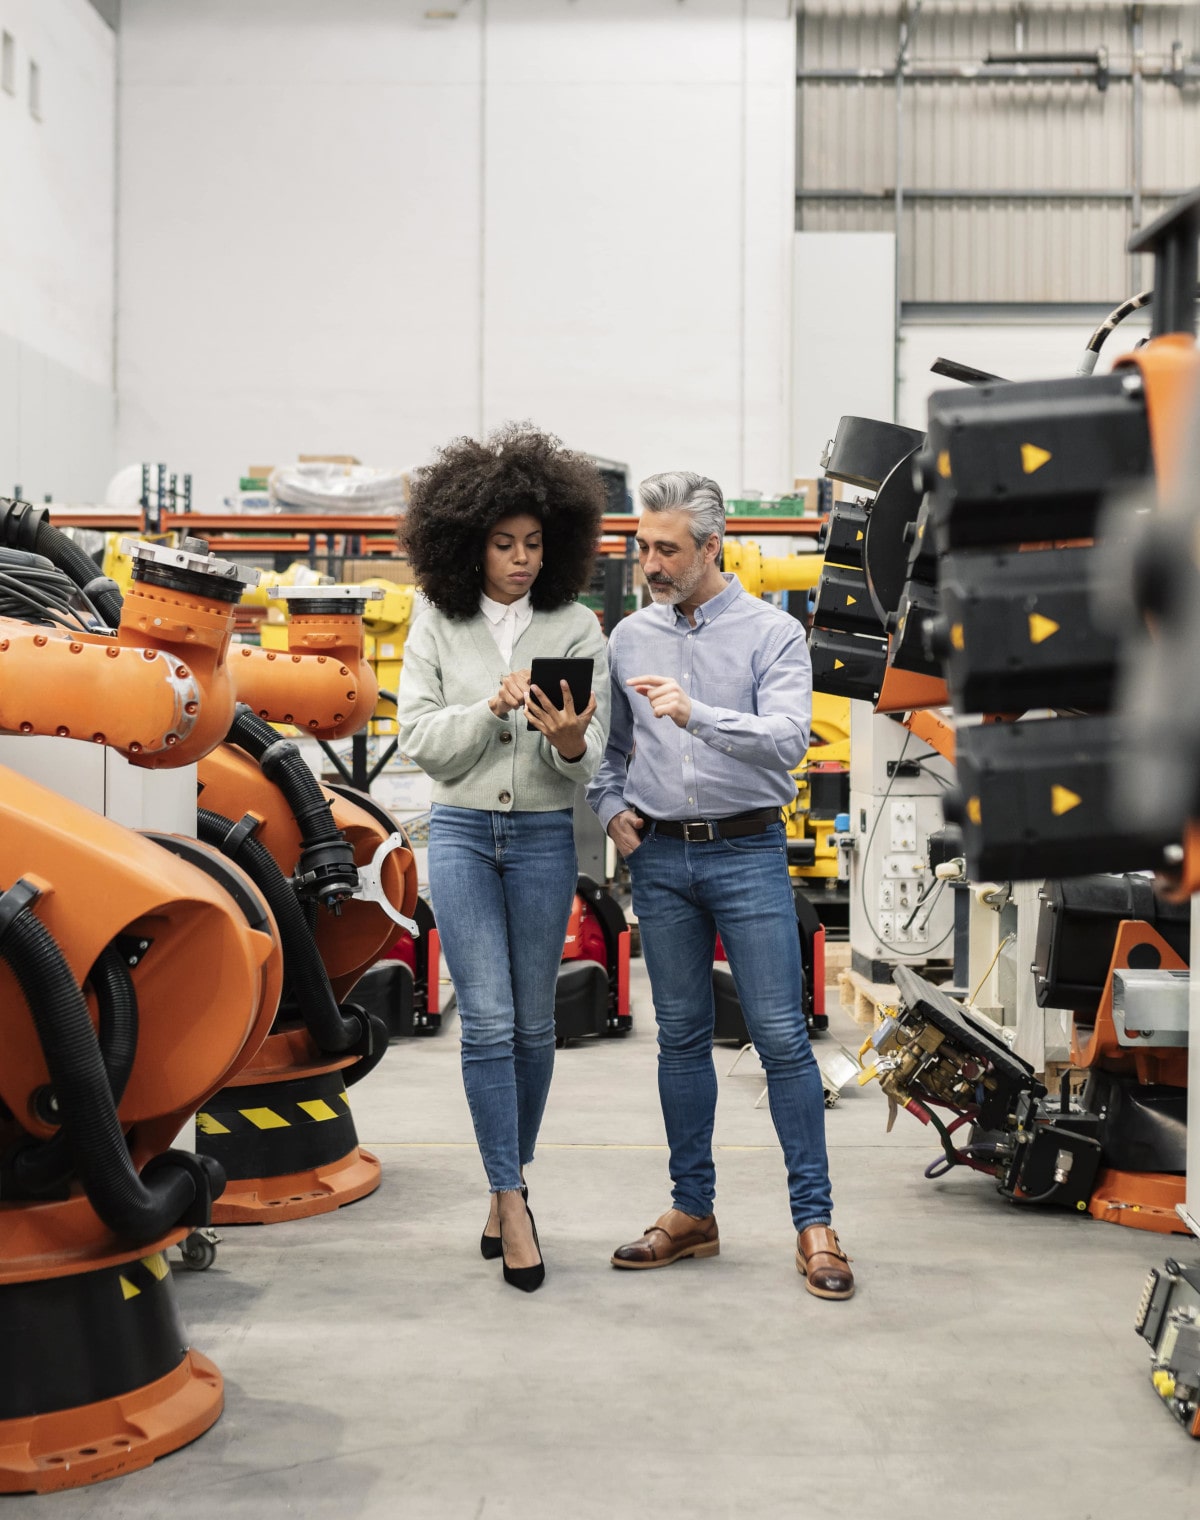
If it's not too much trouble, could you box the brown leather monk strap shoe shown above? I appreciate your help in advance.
[611,1209,720,1270]
[796,1225,854,1300]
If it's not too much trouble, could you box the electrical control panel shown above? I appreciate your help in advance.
[848,703,955,978]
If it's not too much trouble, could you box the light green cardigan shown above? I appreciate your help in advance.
[396,600,610,813]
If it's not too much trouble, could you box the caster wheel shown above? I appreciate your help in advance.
[179,1230,218,1271]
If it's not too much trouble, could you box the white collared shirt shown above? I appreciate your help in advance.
[479,590,533,665]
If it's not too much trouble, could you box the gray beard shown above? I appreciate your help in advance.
[646,561,707,606]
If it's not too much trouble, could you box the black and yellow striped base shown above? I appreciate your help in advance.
[0,1250,224,1494]
[196,1069,380,1224]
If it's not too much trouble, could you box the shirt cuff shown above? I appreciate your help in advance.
[594,795,629,833]
[686,699,720,744]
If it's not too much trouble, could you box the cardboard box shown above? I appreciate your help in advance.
[298,454,361,466]
[343,558,413,585]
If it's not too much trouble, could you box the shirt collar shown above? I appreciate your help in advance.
[670,572,743,629]
[479,591,531,626]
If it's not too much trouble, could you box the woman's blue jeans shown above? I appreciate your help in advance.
[428,803,577,1193]
[628,821,834,1232]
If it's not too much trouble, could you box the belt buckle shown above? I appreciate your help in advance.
[682,820,715,843]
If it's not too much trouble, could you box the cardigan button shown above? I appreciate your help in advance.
[498,790,512,804]
[499,731,513,744]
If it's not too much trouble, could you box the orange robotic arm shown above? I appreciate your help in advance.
[232,584,381,739]
[0,536,260,766]
[0,766,282,1239]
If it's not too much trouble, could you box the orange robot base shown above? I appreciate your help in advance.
[0,1351,223,1496]
[1087,1170,1188,1236]
[0,1223,225,1497]
[212,1147,381,1225]
[1071,921,1189,1236]
[198,1032,381,1225]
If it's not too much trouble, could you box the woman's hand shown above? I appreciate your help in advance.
[488,668,532,719]
[527,680,596,760]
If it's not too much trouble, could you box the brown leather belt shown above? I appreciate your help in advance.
[638,806,781,843]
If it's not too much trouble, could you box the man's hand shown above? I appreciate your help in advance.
[488,667,532,719]
[627,674,692,730]
[607,808,644,859]
[527,680,596,760]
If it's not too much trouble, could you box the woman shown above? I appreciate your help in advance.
[397,424,609,1293]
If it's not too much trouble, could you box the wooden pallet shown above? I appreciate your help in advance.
[837,968,899,1028]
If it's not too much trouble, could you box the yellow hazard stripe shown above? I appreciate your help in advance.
[196,1111,230,1135]
[240,1106,290,1130]
[297,1099,339,1122]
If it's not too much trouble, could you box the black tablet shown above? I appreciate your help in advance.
[526,657,594,731]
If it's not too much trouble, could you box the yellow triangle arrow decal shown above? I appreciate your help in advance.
[1051,784,1082,816]
[833,659,845,670]
[846,594,857,607]
[966,797,982,825]
[855,530,864,541]
[937,450,951,478]
[951,623,964,650]
[1021,443,1052,474]
[1029,613,1060,645]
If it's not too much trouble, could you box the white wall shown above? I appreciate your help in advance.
[792,232,894,481]
[898,315,1154,434]
[116,0,797,511]
[0,0,115,500]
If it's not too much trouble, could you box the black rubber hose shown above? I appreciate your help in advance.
[0,894,196,1241]
[35,519,123,628]
[342,1008,390,1088]
[196,808,363,1053]
[13,945,140,1196]
[226,706,358,909]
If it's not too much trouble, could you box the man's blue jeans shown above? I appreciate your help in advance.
[628,821,834,1232]
[428,803,577,1193]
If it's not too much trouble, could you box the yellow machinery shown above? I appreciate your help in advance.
[723,539,823,598]
[784,692,851,893]
[723,540,849,899]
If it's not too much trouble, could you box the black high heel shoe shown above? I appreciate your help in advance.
[480,1184,527,1261]
[500,1196,544,1293]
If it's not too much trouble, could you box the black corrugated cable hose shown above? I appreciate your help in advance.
[12,944,140,1196]
[225,706,359,912]
[0,883,220,1242]
[0,499,123,628]
[196,809,384,1077]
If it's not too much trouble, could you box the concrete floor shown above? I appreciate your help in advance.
[19,957,1200,1518]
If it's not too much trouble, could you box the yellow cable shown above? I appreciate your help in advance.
[968,931,1017,1007]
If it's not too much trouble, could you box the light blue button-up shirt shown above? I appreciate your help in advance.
[587,573,812,828]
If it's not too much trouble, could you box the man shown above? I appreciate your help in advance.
[586,470,853,1301]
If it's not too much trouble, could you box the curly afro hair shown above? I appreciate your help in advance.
[403,423,606,620]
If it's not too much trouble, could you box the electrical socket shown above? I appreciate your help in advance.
[890,800,917,852]
[895,919,911,942]
[879,882,894,910]
[878,913,894,941]
[912,919,929,944]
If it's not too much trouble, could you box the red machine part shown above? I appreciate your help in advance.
[554,880,631,1039]
[382,901,442,1025]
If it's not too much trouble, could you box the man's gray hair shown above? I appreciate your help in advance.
[637,471,726,550]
